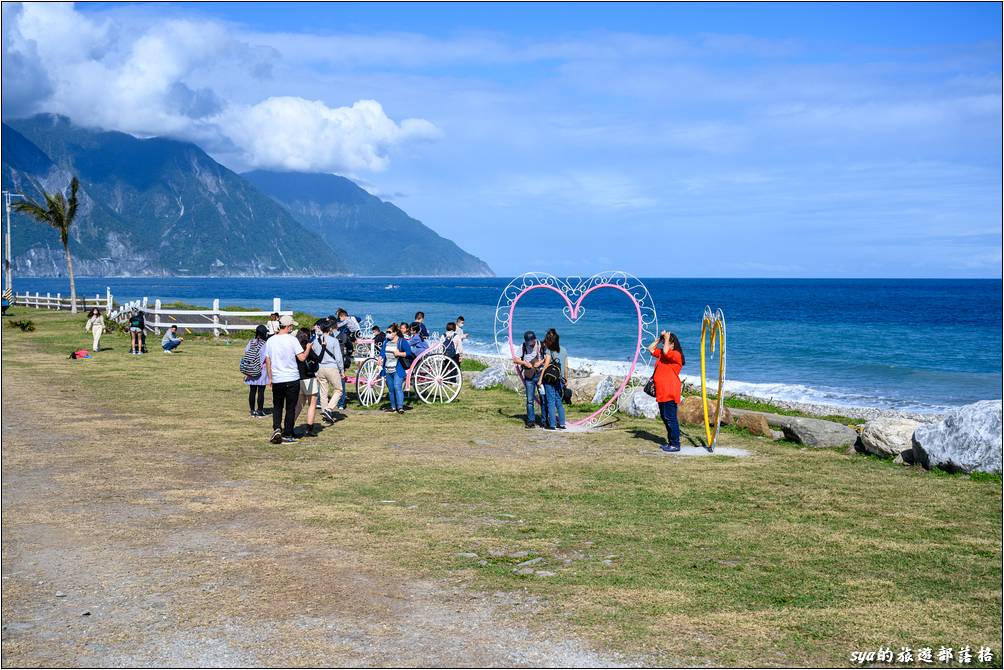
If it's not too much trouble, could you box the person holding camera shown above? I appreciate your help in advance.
[513,331,546,428]
[648,330,685,452]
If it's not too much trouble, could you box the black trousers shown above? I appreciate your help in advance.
[248,385,265,412]
[271,381,299,436]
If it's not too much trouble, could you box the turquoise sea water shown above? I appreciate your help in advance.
[15,277,1002,413]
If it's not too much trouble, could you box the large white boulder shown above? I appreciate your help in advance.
[912,400,1002,474]
[472,365,509,390]
[859,417,922,458]
[617,388,659,419]
[591,376,618,405]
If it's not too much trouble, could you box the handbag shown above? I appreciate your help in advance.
[643,375,657,397]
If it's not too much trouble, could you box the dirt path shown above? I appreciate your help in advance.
[1,370,635,666]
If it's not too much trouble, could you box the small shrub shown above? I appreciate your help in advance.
[8,319,35,332]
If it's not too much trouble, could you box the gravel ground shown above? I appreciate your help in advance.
[1,375,642,667]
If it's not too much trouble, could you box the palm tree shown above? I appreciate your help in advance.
[14,177,80,313]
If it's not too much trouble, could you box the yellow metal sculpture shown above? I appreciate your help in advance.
[700,306,727,450]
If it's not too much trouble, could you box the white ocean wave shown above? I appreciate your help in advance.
[464,340,954,414]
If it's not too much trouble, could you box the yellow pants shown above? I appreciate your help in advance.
[316,367,344,411]
[91,326,103,352]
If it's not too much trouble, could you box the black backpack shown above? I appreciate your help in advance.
[542,350,562,386]
[304,345,321,376]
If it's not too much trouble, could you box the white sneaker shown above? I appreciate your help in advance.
[163,349,172,354]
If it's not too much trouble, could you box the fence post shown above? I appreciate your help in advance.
[273,297,281,314]
[106,287,112,311]
[212,298,220,338]
[56,292,61,309]
[45,292,51,309]
[154,299,162,334]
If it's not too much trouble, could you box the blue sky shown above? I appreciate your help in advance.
[3,2,1001,277]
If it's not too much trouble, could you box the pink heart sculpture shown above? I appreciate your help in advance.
[494,272,659,428]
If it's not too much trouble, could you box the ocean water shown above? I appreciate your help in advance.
[15,276,1002,413]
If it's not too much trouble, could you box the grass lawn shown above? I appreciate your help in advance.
[3,308,1001,666]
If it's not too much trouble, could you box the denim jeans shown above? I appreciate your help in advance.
[337,375,347,409]
[387,367,405,409]
[522,372,541,423]
[543,382,566,428]
[659,400,680,446]
[162,339,181,351]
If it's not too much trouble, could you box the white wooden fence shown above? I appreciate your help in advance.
[143,298,292,337]
[15,290,291,338]
[14,289,112,311]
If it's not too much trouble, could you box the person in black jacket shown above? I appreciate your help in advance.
[128,309,145,355]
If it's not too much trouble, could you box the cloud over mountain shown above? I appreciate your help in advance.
[1,2,439,174]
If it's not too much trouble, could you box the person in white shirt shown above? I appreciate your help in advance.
[264,315,309,444]
[455,315,468,361]
[265,313,281,336]
[84,308,104,352]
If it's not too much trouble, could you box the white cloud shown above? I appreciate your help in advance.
[216,97,439,172]
[1,2,439,174]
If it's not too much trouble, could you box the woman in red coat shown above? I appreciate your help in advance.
[648,331,685,452]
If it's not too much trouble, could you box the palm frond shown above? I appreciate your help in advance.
[66,177,79,224]
[11,198,51,222]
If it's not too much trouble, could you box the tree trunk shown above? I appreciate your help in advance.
[64,241,77,314]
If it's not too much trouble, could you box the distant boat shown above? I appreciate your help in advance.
[384,283,399,289]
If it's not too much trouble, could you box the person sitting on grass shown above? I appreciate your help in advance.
[161,325,184,354]
[648,330,685,453]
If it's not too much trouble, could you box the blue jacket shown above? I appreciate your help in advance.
[381,337,413,375]
[408,333,429,356]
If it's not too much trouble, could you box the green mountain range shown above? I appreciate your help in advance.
[0,114,493,277]
[243,170,493,277]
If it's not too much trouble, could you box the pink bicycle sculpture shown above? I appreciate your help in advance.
[350,333,463,407]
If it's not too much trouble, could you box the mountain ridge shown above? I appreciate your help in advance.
[1,114,492,277]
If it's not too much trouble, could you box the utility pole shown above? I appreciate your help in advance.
[2,190,24,298]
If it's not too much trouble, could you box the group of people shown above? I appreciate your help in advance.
[511,325,685,451]
[246,309,468,444]
[512,328,569,430]
[378,313,468,413]
[75,299,684,451]
[83,306,184,355]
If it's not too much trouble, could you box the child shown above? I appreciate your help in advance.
[414,311,429,340]
[408,322,429,357]
[371,324,385,348]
